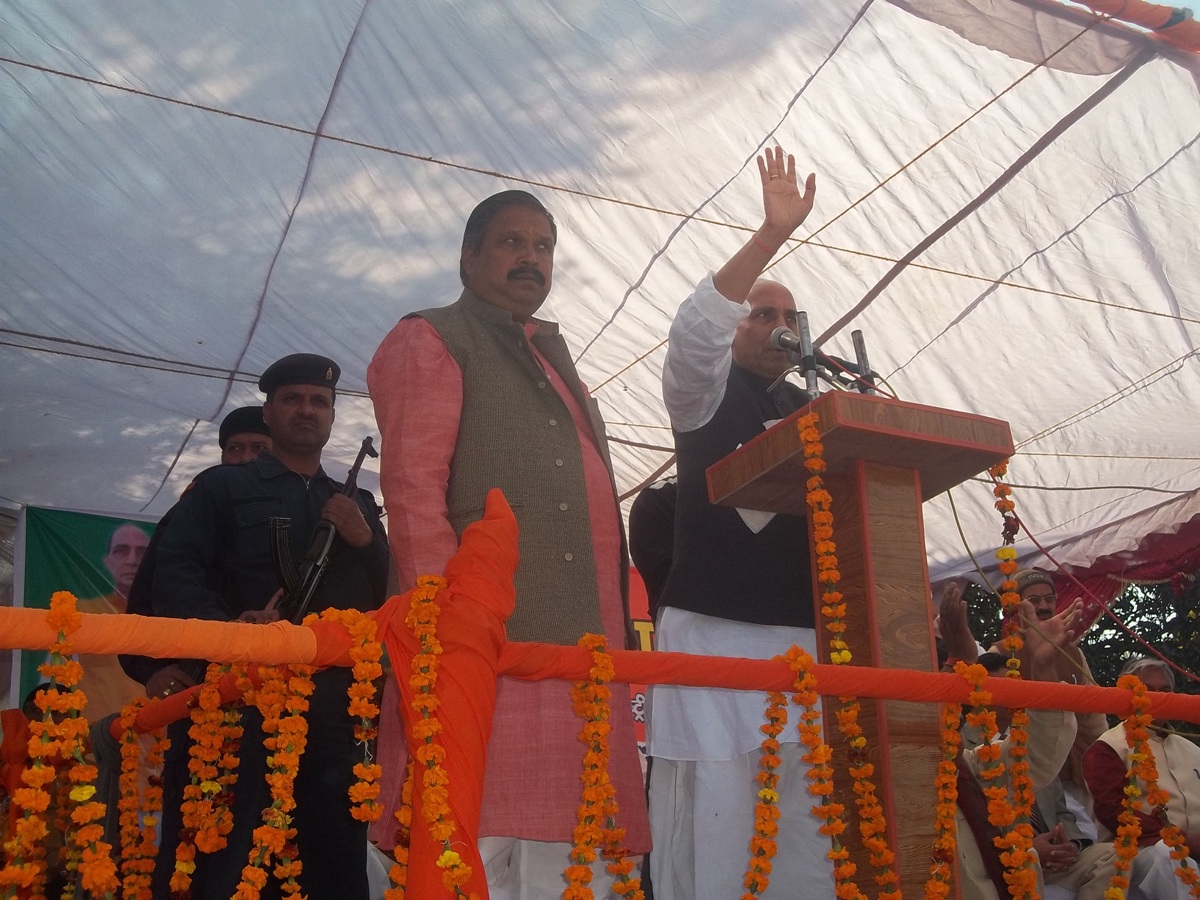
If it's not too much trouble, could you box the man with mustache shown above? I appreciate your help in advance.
[147,353,390,899]
[369,190,649,898]
[987,569,1108,792]
[1085,656,1200,899]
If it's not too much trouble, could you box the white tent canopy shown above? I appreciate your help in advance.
[2,0,1198,583]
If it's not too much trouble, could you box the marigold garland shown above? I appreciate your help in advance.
[985,460,1039,898]
[117,698,167,900]
[385,766,415,898]
[171,663,243,896]
[0,593,90,898]
[924,698,962,899]
[565,634,643,900]
[312,607,385,823]
[9,593,120,899]
[796,413,900,899]
[385,575,479,900]
[987,463,1023,663]
[740,691,787,898]
[958,660,1039,899]
[1108,674,1200,900]
[231,664,312,900]
[785,645,866,900]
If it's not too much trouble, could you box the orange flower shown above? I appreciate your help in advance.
[740,689,788,896]
[565,634,644,900]
[314,607,385,823]
[795,414,899,897]
[386,575,478,899]
[235,663,311,900]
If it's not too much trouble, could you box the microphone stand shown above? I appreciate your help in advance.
[769,313,820,395]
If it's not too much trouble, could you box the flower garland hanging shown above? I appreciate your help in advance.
[988,462,1023,664]
[785,645,866,900]
[1109,674,1200,899]
[564,634,642,900]
[313,607,385,823]
[171,663,242,896]
[796,413,900,899]
[986,461,1039,897]
[5,593,120,899]
[385,767,415,898]
[924,693,963,900]
[958,660,1038,900]
[0,593,90,897]
[117,698,167,900]
[740,690,787,898]
[232,664,313,900]
[385,574,478,900]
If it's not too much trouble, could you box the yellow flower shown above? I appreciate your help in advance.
[69,784,97,803]
[436,850,462,870]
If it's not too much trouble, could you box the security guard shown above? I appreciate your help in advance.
[148,353,389,900]
[119,404,273,691]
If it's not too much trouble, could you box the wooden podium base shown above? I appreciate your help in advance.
[707,391,1013,898]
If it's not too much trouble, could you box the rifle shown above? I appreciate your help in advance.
[269,436,379,624]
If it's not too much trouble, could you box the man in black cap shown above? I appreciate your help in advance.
[119,404,272,692]
[147,353,390,900]
[217,404,272,464]
[368,191,649,897]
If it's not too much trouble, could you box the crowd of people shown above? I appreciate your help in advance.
[2,144,1197,900]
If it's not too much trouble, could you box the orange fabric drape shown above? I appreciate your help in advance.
[378,488,518,899]
[6,607,1200,725]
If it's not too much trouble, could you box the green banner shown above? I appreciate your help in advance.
[20,508,155,719]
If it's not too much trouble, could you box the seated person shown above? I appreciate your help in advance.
[940,585,1116,900]
[1084,655,1200,900]
[989,570,1108,794]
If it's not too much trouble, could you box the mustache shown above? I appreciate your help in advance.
[507,265,545,286]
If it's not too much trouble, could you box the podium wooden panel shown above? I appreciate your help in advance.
[707,391,1013,898]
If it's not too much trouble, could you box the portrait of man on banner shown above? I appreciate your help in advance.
[16,508,155,720]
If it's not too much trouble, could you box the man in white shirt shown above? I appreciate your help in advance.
[647,145,822,899]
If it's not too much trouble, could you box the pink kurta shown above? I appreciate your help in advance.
[368,316,649,850]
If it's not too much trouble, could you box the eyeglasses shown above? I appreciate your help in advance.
[1025,592,1057,603]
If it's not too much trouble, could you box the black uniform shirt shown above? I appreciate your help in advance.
[150,452,389,622]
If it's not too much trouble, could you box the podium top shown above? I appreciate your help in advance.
[707,391,1014,514]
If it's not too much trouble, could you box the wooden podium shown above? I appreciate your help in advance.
[707,390,1013,897]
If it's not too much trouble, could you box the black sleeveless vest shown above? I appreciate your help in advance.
[659,364,815,628]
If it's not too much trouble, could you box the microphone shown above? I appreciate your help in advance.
[770,326,805,354]
[770,327,862,376]
[772,328,878,393]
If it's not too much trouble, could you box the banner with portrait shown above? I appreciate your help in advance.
[12,507,156,717]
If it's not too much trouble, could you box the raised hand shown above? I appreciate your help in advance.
[1022,599,1083,677]
[756,145,817,240]
[938,581,979,665]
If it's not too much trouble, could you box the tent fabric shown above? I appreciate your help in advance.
[2,0,1198,583]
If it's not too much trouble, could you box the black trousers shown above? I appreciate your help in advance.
[151,669,369,899]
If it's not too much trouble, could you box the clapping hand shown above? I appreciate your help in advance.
[1021,599,1083,678]
[938,581,979,665]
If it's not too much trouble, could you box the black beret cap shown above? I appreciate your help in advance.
[258,353,340,397]
[218,406,270,449]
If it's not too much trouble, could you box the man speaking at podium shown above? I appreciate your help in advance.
[646,146,829,899]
